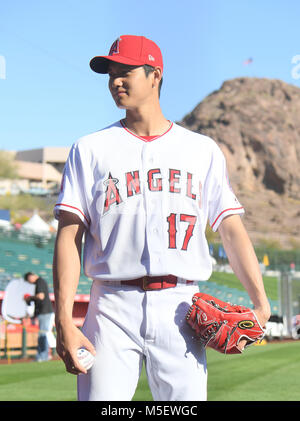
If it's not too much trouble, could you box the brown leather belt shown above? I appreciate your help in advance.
[120,275,193,291]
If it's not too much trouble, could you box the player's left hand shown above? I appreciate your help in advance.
[237,306,270,351]
[186,293,269,354]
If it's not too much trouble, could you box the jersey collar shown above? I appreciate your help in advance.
[120,119,173,142]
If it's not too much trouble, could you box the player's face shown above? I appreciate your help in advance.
[108,62,156,109]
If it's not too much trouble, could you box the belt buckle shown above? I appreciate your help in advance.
[142,276,152,291]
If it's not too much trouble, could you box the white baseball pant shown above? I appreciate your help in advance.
[77,280,207,401]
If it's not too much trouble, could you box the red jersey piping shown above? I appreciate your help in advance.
[211,207,244,230]
[120,119,173,142]
[55,203,90,224]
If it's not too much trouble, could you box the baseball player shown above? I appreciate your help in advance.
[53,35,270,401]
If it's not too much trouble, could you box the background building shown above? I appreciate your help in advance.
[0,147,70,195]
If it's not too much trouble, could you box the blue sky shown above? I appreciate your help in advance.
[1,0,300,151]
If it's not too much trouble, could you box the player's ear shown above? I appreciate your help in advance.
[152,66,163,87]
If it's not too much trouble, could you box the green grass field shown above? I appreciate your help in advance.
[0,341,299,401]
[210,272,279,301]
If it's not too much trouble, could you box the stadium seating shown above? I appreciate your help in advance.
[0,235,92,295]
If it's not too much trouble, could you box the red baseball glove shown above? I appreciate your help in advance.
[186,292,266,354]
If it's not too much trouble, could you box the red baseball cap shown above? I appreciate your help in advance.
[90,35,163,74]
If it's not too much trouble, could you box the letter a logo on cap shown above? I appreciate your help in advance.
[109,38,121,56]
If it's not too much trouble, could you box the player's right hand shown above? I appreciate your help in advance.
[55,320,96,375]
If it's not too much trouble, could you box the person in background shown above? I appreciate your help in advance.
[24,272,54,362]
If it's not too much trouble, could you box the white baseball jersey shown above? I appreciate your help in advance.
[54,120,244,282]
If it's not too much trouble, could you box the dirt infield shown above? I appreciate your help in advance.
[0,355,61,364]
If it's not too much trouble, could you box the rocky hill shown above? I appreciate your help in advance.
[178,77,300,249]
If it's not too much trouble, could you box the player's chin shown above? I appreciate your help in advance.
[113,97,129,109]
[113,93,136,109]
[115,103,128,109]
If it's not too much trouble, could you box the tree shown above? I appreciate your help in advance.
[0,150,19,179]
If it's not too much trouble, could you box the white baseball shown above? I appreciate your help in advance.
[77,348,95,371]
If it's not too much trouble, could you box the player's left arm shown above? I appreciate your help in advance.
[217,214,271,327]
